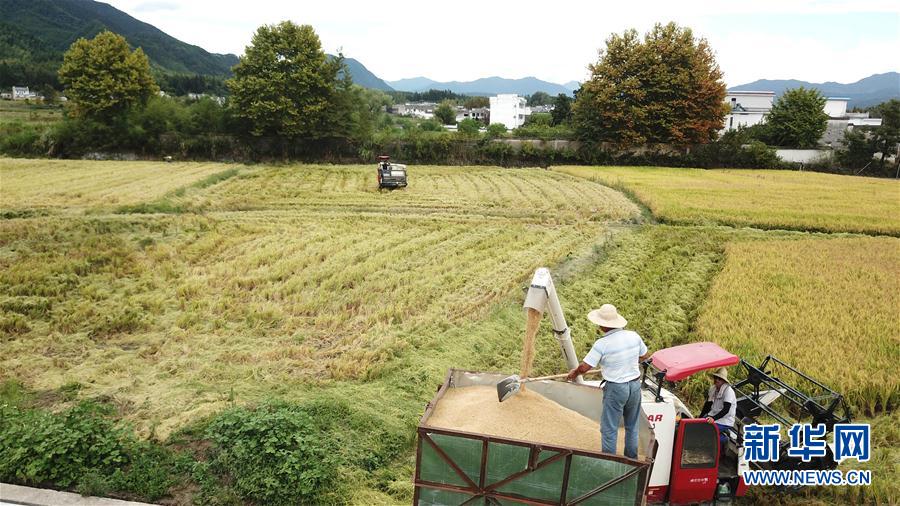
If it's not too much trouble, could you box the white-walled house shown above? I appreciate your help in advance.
[722,91,775,131]
[489,94,531,129]
[722,92,881,146]
[12,86,36,100]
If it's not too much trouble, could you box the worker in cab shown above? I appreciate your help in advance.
[566,304,649,459]
[699,367,736,443]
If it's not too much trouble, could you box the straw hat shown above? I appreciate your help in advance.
[587,304,628,329]
[710,367,729,383]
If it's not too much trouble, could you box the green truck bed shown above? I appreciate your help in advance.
[414,370,656,505]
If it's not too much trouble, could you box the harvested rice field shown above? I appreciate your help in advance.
[1,159,897,505]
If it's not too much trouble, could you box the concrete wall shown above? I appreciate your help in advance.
[824,98,849,118]
[725,92,775,110]
[724,112,767,130]
[775,148,833,164]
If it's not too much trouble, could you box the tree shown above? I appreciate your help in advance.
[872,99,900,171]
[836,129,876,169]
[58,31,158,121]
[227,22,351,140]
[551,94,572,126]
[464,96,489,109]
[486,123,507,138]
[434,100,457,125]
[457,118,481,136]
[572,23,727,147]
[763,87,828,148]
[527,91,552,106]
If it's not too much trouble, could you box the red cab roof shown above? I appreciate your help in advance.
[651,342,739,382]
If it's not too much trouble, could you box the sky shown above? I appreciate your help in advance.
[104,0,900,87]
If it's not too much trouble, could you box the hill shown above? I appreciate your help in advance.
[341,57,394,91]
[388,75,573,96]
[730,72,900,108]
[0,0,239,76]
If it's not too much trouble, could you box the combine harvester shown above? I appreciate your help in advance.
[377,155,408,189]
[414,268,851,505]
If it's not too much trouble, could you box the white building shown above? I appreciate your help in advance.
[824,97,849,118]
[489,94,531,129]
[722,91,775,131]
[722,92,881,145]
[12,86,36,100]
[455,107,489,123]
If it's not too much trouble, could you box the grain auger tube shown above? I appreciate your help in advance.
[522,267,582,382]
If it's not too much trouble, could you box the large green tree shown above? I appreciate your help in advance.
[434,100,457,125]
[572,23,727,147]
[227,22,351,140]
[551,93,572,126]
[872,99,900,171]
[763,87,828,148]
[58,31,158,120]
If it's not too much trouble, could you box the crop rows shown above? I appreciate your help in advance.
[0,208,599,435]
[188,164,641,222]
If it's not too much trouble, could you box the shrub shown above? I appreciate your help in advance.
[204,398,408,505]
[0,397,179,502]
[486,123,507,138]
[206,403,339,505]
[456,118,482,137]
[0,401,128,487]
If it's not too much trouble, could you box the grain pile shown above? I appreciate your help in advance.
[427,385,642,455]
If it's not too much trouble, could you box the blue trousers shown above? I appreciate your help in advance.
[601,379,641,458]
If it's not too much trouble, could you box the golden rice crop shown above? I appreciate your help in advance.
[554,166,900,235]
[693,236,900,415]
[0,161,629,435]
[0,157,241,211]
[188,164,641,222]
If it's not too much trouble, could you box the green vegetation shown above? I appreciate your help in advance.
[554,166,900,235]
[760,87,829,148]
[59,31,158,121]
[227,22,353,142]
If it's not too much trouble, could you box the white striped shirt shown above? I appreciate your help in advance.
[583,329,648,383]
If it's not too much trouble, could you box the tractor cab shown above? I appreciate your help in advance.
[639,342,851,504]
[376,155,407,189]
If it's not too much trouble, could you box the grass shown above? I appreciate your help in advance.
[1,160,897,504]
[0,101,64,126]
[0,158,243,212]
[554,166,900,236]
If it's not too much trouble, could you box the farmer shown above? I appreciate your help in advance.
[566,304,649,458]
[698,367,737,443]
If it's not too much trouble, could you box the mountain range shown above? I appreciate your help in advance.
[729,73,899,108]
[388,76,576,96]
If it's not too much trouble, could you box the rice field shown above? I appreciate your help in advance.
[186,164,640,222]
[554,166,900,235]
[0,158,240,211]
[1,159,897,504]
[693,236,900,415]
